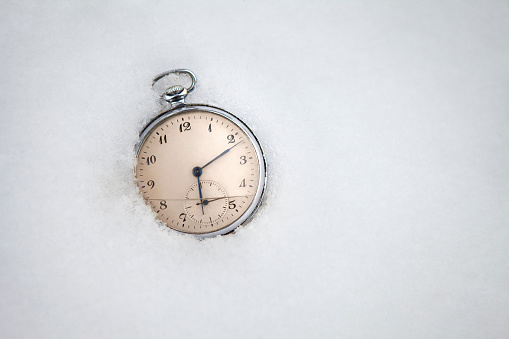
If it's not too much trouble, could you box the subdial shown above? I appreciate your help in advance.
[184,181,228,225]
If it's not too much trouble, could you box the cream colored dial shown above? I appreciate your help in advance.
[135,109,262,235]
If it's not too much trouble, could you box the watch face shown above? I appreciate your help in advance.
[135,106,265,237]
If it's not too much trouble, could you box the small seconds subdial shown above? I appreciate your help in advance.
[184,181,228,225]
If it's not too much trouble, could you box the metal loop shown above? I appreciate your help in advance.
[152,69,196,93]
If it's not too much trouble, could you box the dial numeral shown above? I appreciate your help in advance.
[208,124,212,132]
[240,155,247,165]
[229,200,236,209]
[159,135,167,144]
[179,122,191,132]
[160,200,167,210]
[179,213,187,222]
[147,155,156,165]
[147,180,155,189]
[227,134,235,143]
[239,179,246,187]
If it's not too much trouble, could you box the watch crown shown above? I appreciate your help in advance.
[166,85,185,96]
[162,85,188,106]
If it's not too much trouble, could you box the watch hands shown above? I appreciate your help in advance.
[201,140,244,169]
[192,166,205,215]
[191,140,244,214]
[196,197,227,205]
[197,176,204,215]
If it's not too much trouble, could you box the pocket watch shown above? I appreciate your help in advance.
[135,69,267,238]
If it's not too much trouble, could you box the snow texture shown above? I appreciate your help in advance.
[1,1,508,338]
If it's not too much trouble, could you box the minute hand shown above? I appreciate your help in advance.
[201,140,244,169]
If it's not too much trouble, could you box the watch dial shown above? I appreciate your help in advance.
[135,110,261,235]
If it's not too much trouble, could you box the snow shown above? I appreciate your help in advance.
[1,1,508,338]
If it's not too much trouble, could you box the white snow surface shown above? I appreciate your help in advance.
[1,1,508,338]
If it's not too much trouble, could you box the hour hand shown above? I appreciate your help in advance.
[192,166,205,215]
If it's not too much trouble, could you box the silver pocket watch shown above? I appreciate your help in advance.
[135,69,267,238]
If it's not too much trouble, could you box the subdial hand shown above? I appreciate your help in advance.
[196,197,227,205]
